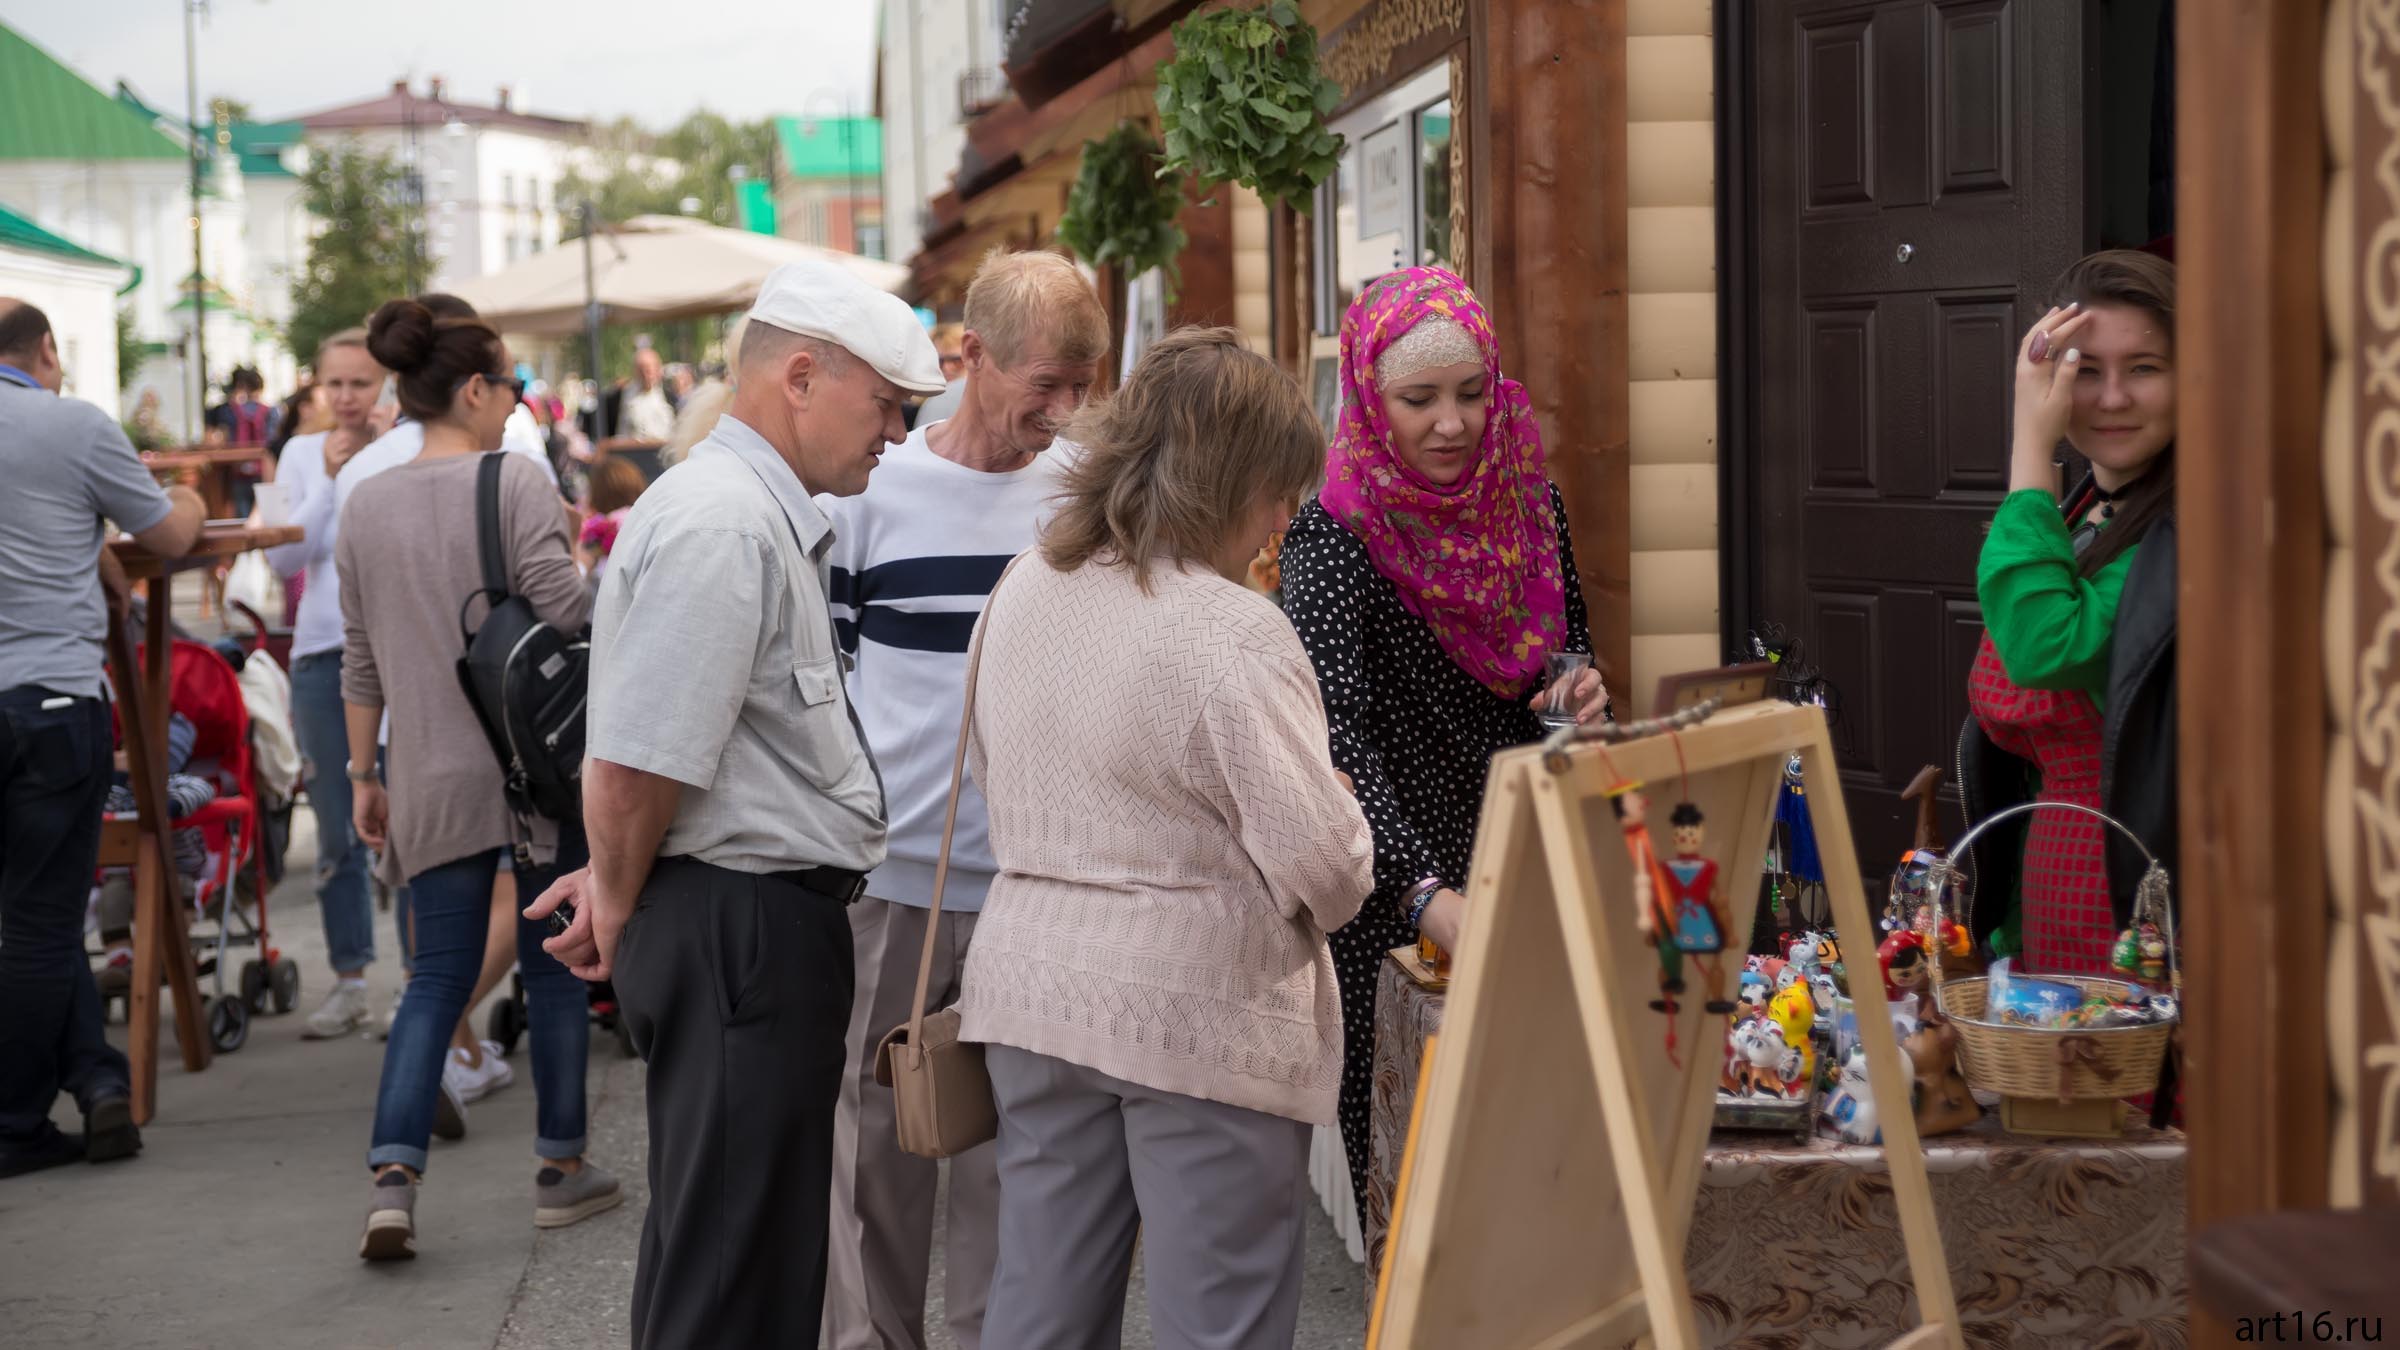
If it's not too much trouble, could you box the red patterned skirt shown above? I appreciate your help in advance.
[1965,635,2117,977]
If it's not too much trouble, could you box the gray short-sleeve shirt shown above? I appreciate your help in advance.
[587,415,886,873]
[0,376,174,697]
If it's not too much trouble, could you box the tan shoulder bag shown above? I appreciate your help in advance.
[870,554,1026,1158]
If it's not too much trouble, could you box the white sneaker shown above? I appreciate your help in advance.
[432,1073,467,1141]
[376,987,404,1042]
[476,1047,514,1097]
[445,1046,513,1104]
[303,981,372,1040]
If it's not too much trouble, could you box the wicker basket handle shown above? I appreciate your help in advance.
[1921,800,2178,996]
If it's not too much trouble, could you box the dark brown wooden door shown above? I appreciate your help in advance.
[1751,0,2085,863]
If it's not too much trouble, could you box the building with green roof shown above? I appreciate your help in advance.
[0,199,137,404]
[776,116,883,181]
[0,201,131,272]
[772,115,885,258]
[0,23,185,162]
[0,17,288,428]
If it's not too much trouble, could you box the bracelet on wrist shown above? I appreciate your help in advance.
[1403,876,1444,932]
[344,760,378,783]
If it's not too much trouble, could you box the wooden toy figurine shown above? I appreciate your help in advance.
[2137,924,2169,988]
[1766,982,1817,1089]
[1814,932,1842,969]
[1877,929,1931,1002]
[1616,789,1739,1020]
[1900,1015,1982,1136]
[2113,920,2171,990]
[1912,902,1980,978]
[1737,969,1771,1012]
[1721,1017,1786,1097]
[1657,801,1740,1016]
[1822,1044,1912,1145]
[1808,971,1842,1019]
[2109,925,2141,977]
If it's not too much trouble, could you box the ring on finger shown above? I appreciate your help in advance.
[2029,330,2052,363]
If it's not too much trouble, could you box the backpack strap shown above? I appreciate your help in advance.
[475,452,509,601]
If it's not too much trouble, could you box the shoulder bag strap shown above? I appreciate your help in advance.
[903,550,1031,1065]
[475,452,509,601]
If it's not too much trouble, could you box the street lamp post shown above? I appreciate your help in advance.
[804,90,865,255]
[183,0,209,442]
[400,83,420,295]
[579,201,602,397]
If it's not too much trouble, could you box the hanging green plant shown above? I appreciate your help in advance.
[1056,122,1190,293]
[1153,0,1345,213]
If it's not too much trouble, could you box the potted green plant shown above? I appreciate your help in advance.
[1153,0,1345,212]
[1056,122,1190,294]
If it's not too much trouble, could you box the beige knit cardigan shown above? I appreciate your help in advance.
[956,555,1374,1125]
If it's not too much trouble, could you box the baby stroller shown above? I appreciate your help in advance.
[488,973,638,1060]
[100,639,300,1052]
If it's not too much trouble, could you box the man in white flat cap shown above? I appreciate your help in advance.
[530,260,944,1349]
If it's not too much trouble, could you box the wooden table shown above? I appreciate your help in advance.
[139,446,272,521]
[103,523,303,1123]
[1364,953,2190,1348]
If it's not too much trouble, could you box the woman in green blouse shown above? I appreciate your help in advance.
[1960,250,2178,976]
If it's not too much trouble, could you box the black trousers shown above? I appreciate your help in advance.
[613,856,855,1350]
[0,686,129,1155]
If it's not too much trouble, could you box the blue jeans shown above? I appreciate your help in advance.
[292,648,415,965]
[290,652,377,975]
[0,687,130,1153]
[367,826,589,1174]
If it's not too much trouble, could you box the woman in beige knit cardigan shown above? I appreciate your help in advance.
[958,327,1375,1348]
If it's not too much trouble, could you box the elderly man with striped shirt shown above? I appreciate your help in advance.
[818,248,1108,1350]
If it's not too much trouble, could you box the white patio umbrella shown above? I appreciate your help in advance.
[447,214,910,337]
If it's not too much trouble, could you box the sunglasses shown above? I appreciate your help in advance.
[459,371,525,400]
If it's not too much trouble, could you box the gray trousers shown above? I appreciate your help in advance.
[981,1043,1312,1350]
[824,897,999,1350]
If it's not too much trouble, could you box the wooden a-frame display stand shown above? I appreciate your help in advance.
[1369,702,1961,1350]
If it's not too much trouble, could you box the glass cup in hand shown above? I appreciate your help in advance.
[1540,650,1592,730]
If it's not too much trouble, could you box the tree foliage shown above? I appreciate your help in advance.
[1056,123,1188,295]
[1154,0,1344,212]
[557,112,780,236]
[115,304,147,399]
[287,147,425,363]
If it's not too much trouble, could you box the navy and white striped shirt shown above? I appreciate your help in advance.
[821,424,1073,910]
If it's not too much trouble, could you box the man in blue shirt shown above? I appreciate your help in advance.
[0,300,203,1178]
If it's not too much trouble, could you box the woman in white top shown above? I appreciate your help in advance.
[264,329,389,1037]
[960,328,1374,1348]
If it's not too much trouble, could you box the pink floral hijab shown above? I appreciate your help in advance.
[1320,267,1567,698]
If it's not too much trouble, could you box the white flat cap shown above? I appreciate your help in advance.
[746,260,947,396]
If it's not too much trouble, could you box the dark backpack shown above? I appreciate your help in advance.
[455,453,588,822]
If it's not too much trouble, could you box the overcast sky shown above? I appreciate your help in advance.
[7,0,880,129]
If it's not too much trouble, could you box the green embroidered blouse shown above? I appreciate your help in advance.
[1974,488,2138,706]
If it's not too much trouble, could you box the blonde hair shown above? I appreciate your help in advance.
[660,316,746,467]
[1043,326,1321,592]
[316,326,371,367]
[964,248,1109,369]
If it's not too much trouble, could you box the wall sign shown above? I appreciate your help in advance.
[1358,120,1409,243]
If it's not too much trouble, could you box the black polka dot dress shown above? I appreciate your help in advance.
[1278,482,1595,1233]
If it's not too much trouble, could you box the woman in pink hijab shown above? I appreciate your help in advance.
[1279,267,1605,1237]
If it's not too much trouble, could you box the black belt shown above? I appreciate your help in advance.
[765,865,868,906]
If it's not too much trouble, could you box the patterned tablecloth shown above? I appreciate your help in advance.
[1365,955,2189,1349]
